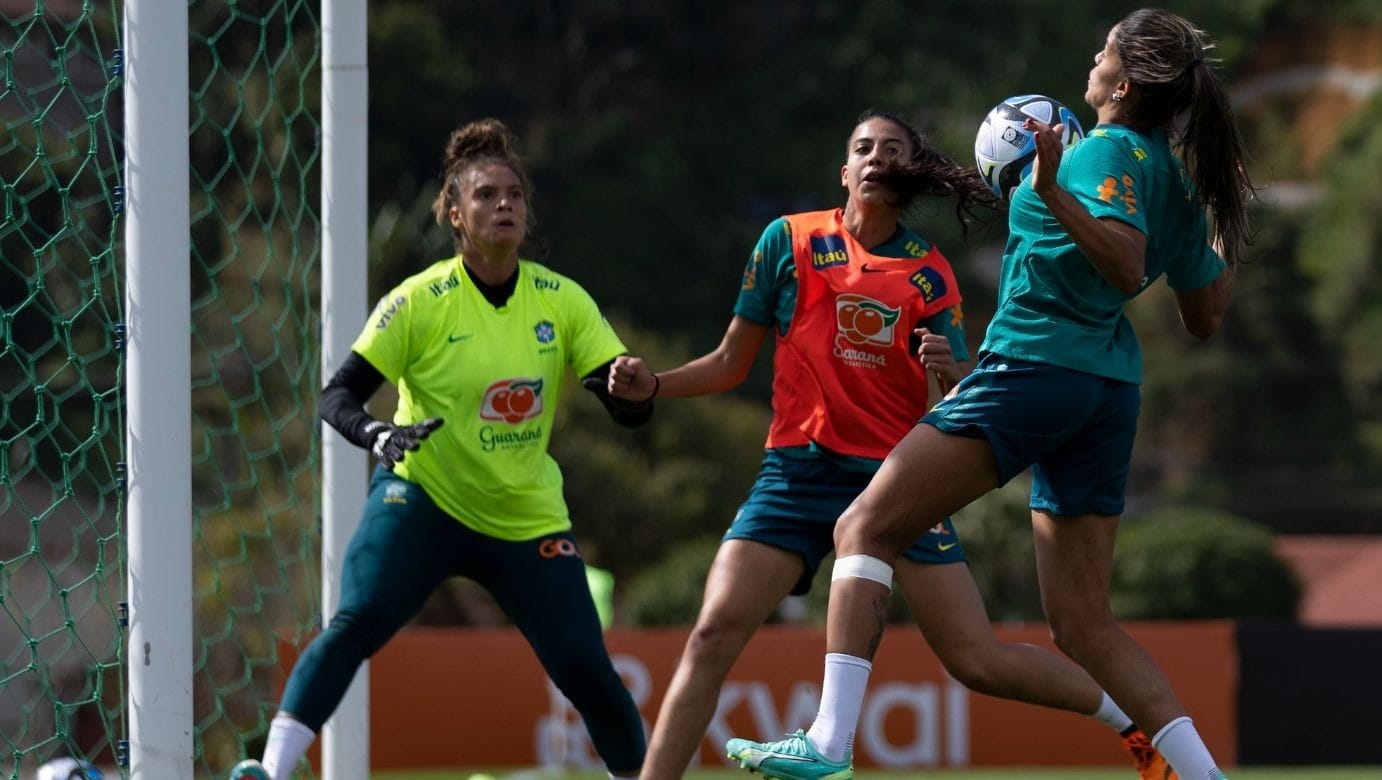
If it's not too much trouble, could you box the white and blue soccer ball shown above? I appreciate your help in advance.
[974,94,1085,200]
[36,758,103,780]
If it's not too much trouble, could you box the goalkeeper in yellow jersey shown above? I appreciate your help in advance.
[231,118,650,780]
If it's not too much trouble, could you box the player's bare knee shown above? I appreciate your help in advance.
[1048,611,1116,662]
[683,616,754,666]
[833,506,890,553]
[940,652,1003,696]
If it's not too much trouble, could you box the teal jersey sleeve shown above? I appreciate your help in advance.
[733,217,796,333]
[1167,241,1226,291]
[919,304,969,363]
[1063,131,1149,235]
[1072,128,1225,292]
[1163,196,1225,291]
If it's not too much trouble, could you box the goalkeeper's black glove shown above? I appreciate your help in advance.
[362,417,445,470]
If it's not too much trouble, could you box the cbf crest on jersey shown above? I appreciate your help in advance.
[481,377,544,424]
[533,320,556,343]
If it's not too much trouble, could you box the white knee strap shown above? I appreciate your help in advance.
[831,554,893,588]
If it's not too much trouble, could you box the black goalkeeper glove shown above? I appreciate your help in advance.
[361,417,445,470]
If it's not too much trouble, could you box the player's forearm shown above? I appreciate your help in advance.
[655,352,752,398]
[656,315,768,398]
[1039,184,1145,294]
[319,351,387,449]
[1177,263,1236,339]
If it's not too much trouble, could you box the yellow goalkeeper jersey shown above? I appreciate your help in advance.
[352,255,626,541]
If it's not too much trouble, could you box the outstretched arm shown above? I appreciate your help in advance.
[607,315,771,402]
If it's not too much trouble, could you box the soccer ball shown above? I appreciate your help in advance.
[974,94,1085,200]
[36,758,104,780]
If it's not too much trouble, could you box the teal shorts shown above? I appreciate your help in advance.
[922,353,1140,516]
[726,449,967,595]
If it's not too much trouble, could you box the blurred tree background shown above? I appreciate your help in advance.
[357,0,1382,623]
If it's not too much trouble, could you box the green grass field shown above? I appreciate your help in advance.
[374,769,1382,780]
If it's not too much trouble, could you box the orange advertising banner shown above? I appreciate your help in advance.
[283,621,1236,772]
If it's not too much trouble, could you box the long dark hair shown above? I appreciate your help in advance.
[430,117,536,251]
[855,109,1000,236]
[1115,8,1253,265]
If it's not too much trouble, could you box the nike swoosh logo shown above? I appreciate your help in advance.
[447,333,473,343]
[859,264,887,273]
[937,542,957,552]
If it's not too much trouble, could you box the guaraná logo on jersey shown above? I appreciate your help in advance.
[480,377,544,424]
[834,294,900,369]
[835,294,900,346]
[809,233,849,270]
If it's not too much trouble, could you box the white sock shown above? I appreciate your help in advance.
[1092,691,1134,734]
[1152,716,1224,779]
[262,713,316,780]
[806,653,871,762]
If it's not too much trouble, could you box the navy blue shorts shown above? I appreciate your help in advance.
[922,353,1139,516]
[725,450,966,595]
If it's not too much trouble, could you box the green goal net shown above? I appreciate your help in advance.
[2,1,324,777]
[1,2,126,777]
[186,0,322,776]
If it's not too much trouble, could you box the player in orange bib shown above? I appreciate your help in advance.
[609,110,1169,780]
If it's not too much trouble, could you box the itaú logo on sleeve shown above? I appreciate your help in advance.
[480,377,544,424]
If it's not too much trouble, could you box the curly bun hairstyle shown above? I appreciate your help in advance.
[430,118,535,250]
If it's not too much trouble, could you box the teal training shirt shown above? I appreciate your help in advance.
[734,216,968,471]
[981,125,1225,384]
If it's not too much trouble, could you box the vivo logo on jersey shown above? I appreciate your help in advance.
[480,378,544,424]
[909,267,947,303]
[809,234,849,269]
[373,295,407,330]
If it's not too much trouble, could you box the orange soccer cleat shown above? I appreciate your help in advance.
[1121,727,1179,780]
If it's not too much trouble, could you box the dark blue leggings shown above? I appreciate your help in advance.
[279,468,645,773]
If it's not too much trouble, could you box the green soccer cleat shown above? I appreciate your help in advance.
[726,729,853,780]
[228,759,270,780]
